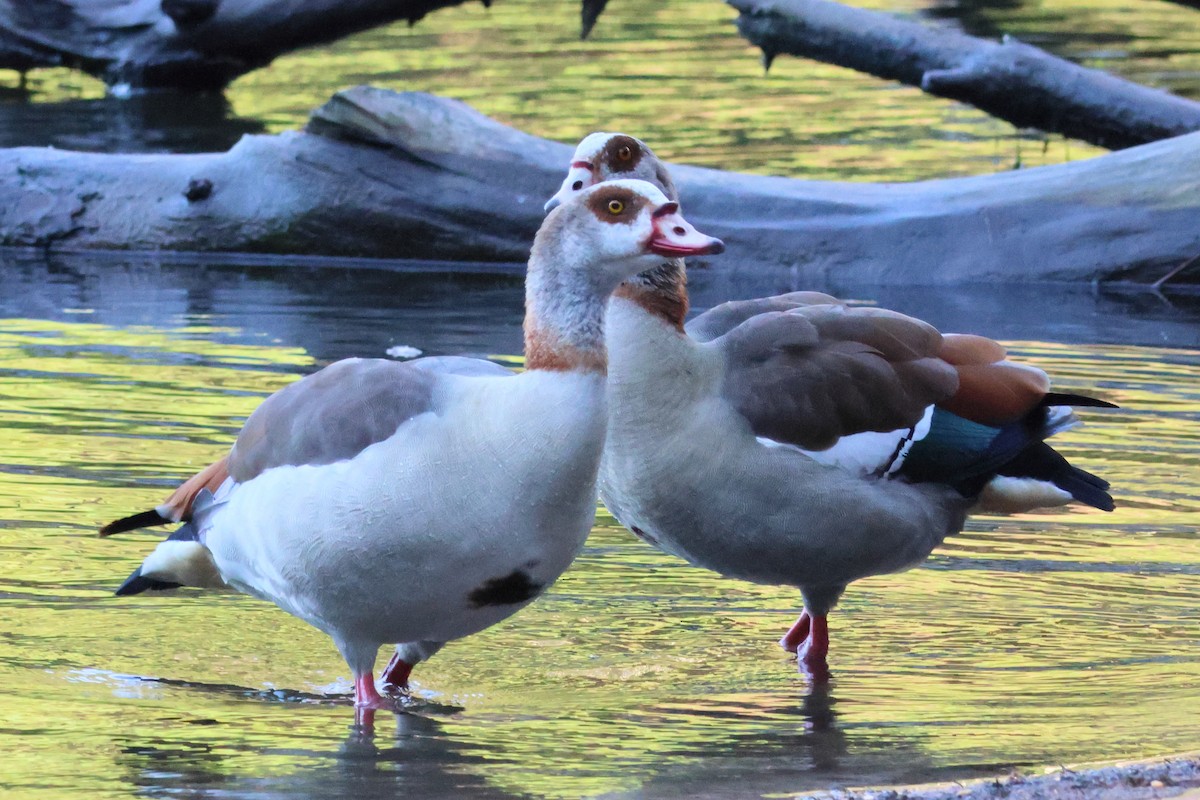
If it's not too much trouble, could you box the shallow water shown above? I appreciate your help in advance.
[0,256,1197,799]
[1,0,1199,794]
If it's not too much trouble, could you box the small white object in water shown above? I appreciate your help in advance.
[386,345,423,359]
[109,83,133,99]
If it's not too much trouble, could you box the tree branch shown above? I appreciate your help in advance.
[729,0,1200,150]
[0,0,489,90]
[1,86,1197,286]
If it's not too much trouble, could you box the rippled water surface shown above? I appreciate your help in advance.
[0,258,1197,799]
[3,0,1200,178]
[1,0,1199,793]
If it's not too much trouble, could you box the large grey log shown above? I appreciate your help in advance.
[729,0,1200,150]
[0,0,485,90]
[0,86,1197,285]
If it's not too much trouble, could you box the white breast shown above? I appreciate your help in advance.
[201,370,606,648]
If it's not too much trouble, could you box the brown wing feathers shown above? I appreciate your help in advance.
[686,291,841,343]
[715,304,959,450]
[710,296,1111,450]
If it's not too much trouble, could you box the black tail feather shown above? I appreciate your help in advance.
[905,394,1117,511]
[1043,392,1119,410]
[1039,395,1116,510]
[998,441,1115,512]
[1055,466,1116,512]
[100,509,171,537]
[115,566,182,597]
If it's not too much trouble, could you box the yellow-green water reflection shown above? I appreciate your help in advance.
[0,316,1197,799]
[11,0,1200,178]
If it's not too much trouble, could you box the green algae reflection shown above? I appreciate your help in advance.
[0,319,1197,799]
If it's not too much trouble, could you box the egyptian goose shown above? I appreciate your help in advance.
[546,134,1116,677]
[100,179,725,711]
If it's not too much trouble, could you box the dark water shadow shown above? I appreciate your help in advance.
[0,93,264,153]
[2,252,1198,365]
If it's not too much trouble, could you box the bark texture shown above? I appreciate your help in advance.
[1,85,1197,285]
[0,0,486,90]
[729,0,1200,150]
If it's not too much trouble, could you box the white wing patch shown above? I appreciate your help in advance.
[778,406,936,476]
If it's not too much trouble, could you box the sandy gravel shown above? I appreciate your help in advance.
[798,754,1200,800]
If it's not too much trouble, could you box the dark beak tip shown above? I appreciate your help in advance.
[710,239,726,255]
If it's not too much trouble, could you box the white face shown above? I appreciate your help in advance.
[545,179,724,287]
[544,132,619,212]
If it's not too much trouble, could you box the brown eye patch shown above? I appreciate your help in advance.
[602,135,644,174]
[586,186,648,224]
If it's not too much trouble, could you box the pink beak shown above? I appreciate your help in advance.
[647,203,725,257]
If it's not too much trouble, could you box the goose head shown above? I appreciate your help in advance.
[545,133,677,212]
[526,180,722,369]
[535,180,722,292]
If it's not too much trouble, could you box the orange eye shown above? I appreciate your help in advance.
[617,145,632,161]
[607,199,625,215]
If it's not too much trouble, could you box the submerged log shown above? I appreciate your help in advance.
[0,0,485,90]
[729,0,1200,150]
[0,85,1197,285]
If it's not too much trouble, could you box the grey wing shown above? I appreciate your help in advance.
[710,305,959,451]
[405,355,516,378]
[686,291,842,343]
[227,356,511,482]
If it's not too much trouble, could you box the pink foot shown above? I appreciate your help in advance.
[354,673,392,708]
[780,610,811,653]
[381,652,415,692]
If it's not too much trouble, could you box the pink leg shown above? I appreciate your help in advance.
[381,652,414,691]
[799,615,829,664]
[797,615,831,684]
[780,610,811,653]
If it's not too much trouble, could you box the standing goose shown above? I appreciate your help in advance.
[100,180,725,709]
[545,134,1115,676]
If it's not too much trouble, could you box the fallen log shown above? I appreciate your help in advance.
[0,0,486,90]
[1,85,1197,285]
[729,0,1200,150]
